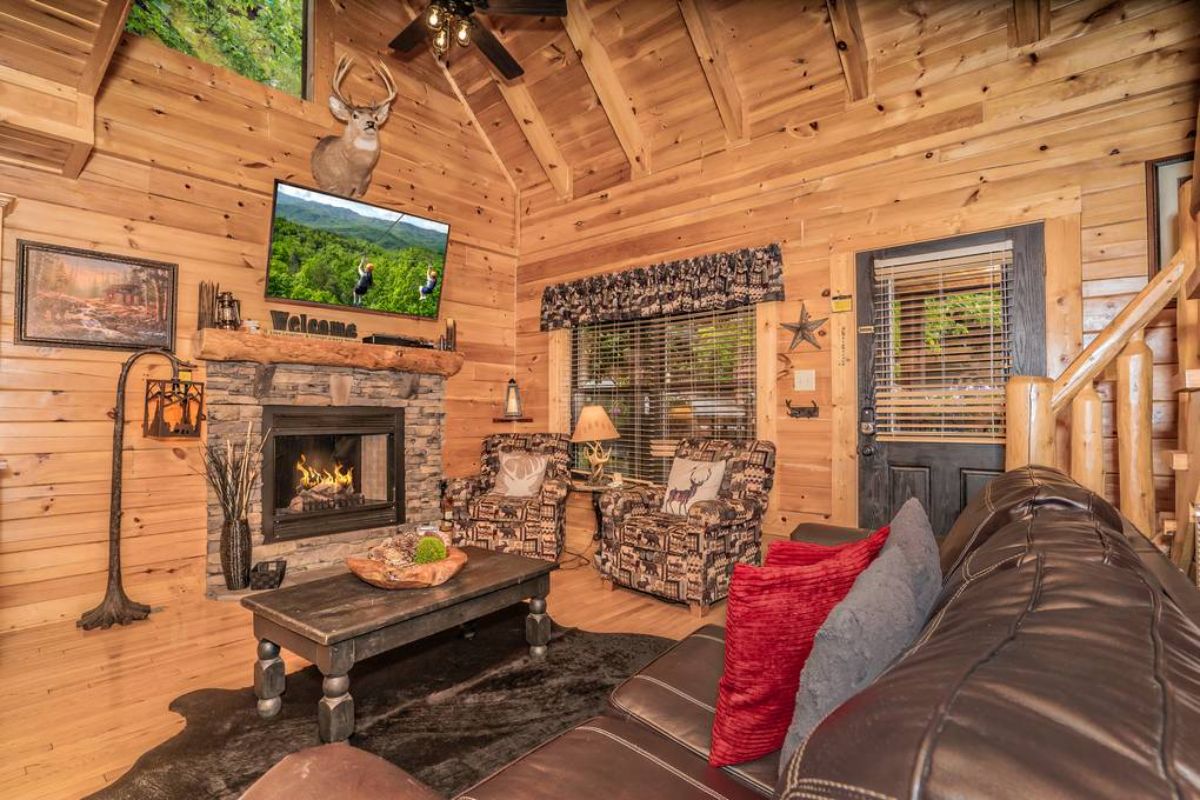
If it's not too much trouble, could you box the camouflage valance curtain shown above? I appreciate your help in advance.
[539,243,785,330]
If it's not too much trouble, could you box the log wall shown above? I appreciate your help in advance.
[514,1,1199,534]
[0,3,517,630]
[1,0,1197,631]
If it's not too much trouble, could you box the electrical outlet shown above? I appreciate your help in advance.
[793,370,816,391]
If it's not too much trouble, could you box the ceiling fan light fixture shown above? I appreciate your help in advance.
[432,25,452,55]
[454,16,473,47]
[425,3,446,30]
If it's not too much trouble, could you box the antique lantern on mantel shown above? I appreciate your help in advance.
[144,367,205,438]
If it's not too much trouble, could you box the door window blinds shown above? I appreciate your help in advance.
[570,307,756,484]
[871,241,1013,443]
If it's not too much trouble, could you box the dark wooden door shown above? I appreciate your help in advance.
[857,224,1045,537]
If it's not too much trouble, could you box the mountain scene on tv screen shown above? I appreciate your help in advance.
[267,186,448,318]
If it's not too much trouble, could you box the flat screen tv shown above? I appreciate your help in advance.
[265,181,451,319]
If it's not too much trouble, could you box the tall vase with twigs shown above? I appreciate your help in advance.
[201,422,264,590]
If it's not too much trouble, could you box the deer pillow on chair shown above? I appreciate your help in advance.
[661,458,727,515]
[493,451,550,498]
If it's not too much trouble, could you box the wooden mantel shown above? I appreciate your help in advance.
[194,328,465,377]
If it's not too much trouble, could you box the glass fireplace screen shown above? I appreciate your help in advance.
[272,432,394,516]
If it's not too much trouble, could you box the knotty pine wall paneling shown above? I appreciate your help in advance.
[515,2,1200,536]
[0,1,517,631]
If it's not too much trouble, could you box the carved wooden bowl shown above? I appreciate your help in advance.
[346,546,468,590]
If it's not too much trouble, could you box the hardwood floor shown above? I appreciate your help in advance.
[0,522,728,799]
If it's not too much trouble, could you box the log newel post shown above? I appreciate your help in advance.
[78,348,196,631]
[1006,375,1055,470]
[1117,332,1156,539]
[1069,382,1104,495]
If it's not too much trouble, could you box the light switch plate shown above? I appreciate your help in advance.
[793,369,816,391]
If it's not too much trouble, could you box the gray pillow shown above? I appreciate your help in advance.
[777,499,940,775]
[884,497,942,611]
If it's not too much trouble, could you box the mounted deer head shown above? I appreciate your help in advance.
[310,56,398,198]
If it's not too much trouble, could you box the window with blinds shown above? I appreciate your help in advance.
[570,307,756,484]
[871,241,1013,443]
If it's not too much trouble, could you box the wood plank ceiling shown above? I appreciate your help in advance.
[387,0,1064,206]
[0,0,129,176]
[0,0,113,86]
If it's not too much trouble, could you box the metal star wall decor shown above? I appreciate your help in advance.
[783,302,828,351]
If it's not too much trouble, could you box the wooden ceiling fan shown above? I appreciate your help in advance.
[390,1,567,80]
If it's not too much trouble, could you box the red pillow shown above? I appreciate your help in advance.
[766,537,863,567]
[709,526,889,767]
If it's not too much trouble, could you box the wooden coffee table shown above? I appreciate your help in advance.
[241,546,556,742]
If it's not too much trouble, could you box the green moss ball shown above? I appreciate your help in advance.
[413,536,448,564]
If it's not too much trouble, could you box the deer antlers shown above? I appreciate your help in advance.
[329,54,397,109]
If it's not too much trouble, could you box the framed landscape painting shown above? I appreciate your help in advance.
[15,241,177,352]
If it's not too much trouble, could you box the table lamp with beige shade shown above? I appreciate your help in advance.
[571,405,620,486]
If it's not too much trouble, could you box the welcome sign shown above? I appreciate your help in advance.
[269,310,358,339]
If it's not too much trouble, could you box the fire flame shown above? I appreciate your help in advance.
[295,453,354,490]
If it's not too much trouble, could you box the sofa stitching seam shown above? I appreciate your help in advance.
[1132,546,1184,798]
[628,675,718,713]
[609,693,772,794]
[606,632,721,710]
[911,552,1023,650]
[574,725,738,800]
[793,777,897,800]
[909,550,1043,796]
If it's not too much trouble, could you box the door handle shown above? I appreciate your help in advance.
[860,405,875,438]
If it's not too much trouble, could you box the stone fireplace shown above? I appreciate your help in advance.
[262,405,405,542]
[203,359,444,597]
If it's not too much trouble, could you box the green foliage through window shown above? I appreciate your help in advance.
[922,290,1002,352]
[571,309,756,484]
[127,0,307,97]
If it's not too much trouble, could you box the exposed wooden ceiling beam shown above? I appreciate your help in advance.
[397,1,517,193]
[678,0,746,144]
[825,0,868,102]
[562,0,650,175]
[457,13,574,199]
[78,0,132,97]
[441,63,519,195]
[495,78,573,199]
[1009,0,1051,46]
[56,0,131,178]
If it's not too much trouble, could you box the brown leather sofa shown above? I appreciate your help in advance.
[243,466,1200,799]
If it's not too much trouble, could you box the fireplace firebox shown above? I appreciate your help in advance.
[261,406,405,542]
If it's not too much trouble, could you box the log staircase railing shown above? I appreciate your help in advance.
[1007,176,1199,582]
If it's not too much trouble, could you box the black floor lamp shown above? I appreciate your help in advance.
[78,348,204,631]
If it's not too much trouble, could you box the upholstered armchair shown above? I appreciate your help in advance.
[444,433,571,562]
[596,438,776,615]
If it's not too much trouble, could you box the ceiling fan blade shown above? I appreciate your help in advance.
[389,15,428,52]
[480,0,567,16]
[471,23,524,80]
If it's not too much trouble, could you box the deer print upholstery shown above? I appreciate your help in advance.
[444,433,571,562]
[596,438,776,612]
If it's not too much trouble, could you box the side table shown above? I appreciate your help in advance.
[570,480,618,541]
